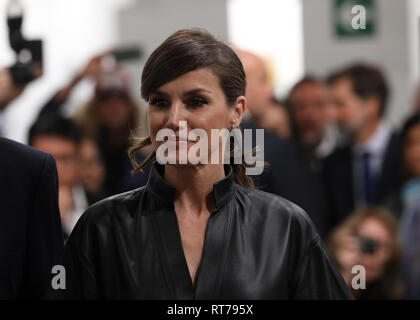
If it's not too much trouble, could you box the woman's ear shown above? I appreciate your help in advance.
[231,96,246,126]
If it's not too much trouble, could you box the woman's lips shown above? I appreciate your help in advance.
[165,136,195,145]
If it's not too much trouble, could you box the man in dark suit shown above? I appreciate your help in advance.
[235,49,324,234]
[323,64,402,232]
[0,137,64,299]
[241,118,314,210]
[287,76,339,238]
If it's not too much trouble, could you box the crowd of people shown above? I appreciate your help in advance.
[1,44,420,299]
[237,50,420,299]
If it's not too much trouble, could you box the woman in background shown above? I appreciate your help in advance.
[397,113,420,299]
[327,207,403,299]
[75,68,149,195]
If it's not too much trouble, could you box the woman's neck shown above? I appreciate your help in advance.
[164,163,226,216]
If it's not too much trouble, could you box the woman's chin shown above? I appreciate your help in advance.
[157,155,214,166]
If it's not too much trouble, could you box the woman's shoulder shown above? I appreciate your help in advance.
[235,185,309,217]
[234,185,318,240]
[75,186,147,228]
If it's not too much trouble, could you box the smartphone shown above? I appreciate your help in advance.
[113,46,142,62]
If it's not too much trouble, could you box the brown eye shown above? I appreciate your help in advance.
[188,97,208,107]
[150,98,169,108]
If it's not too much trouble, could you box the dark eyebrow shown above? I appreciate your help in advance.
[149,90,170,98]
[182,88,212,97]
[150,88,212,98]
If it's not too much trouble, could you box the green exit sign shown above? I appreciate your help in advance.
[334,0,376,37]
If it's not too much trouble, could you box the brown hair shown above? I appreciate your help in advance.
[75,97,140,141]
[129,28,255,188]
[288,75,324,104]
[286,75,325,141]
[326,63,389,117]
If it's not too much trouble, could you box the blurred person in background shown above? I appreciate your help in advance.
[37,52,109,118]
[78,137,107,205]
[287,76,339,237]
[323,64,402,232]
[235,49,319,231]
[327,207,403,299]
[235,49,274,129]
[28,116,86,239]
[0,68,19,135]
[289,76,338,160]
[75,68,150,196]
[0,65,42,134]
[37,53,150,196]
[385,113,420,299]
[0,68,24,112]
[259,98,291,138]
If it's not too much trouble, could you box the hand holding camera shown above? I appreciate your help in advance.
[7,0,43,85]
[1,1,43,110]
[0,67,24,109]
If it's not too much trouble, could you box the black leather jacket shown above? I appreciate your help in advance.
[49,161,353,299]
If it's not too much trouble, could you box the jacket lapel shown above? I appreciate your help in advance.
[152,209,195,299]
[193,202,233,299]
[145,161,236,299]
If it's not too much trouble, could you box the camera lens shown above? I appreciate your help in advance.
[359,237,379,255]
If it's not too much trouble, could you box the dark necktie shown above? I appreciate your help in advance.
[362,151,375,204]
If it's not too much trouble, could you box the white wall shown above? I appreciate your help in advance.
[228,0,304,97]
[302,0,420,127]
[407,0,420,90]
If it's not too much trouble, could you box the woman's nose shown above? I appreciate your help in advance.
[166,101,185,130]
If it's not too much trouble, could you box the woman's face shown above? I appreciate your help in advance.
[147,67,245,165]
[78,139,105,193]
[97,96,131,131]
[404,124,420,177]
[356,217,393,283]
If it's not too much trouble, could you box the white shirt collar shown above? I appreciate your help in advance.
[354,121,392,156]
[63,184,88,235]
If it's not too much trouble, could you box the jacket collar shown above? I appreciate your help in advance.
[146,160,236,211]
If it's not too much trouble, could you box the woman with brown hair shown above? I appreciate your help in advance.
[75,68,149,196]
[326,207,403,299]
[50,28,351,299]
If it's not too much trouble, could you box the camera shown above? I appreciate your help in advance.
[359,236,379,255]
[7,0,43,85]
